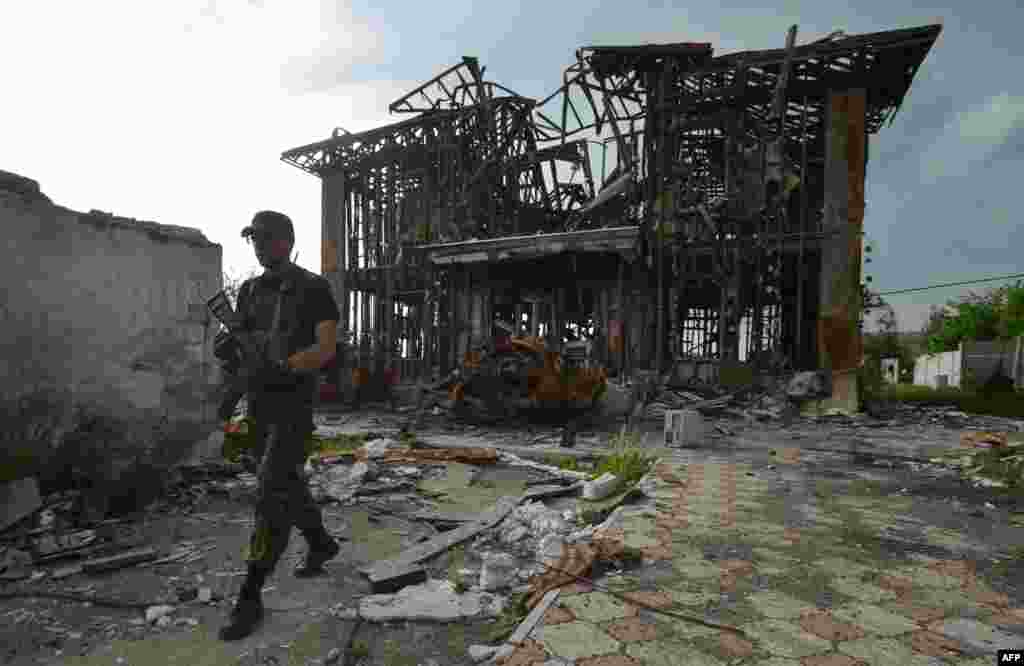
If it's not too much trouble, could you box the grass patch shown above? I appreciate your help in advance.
[880,384,1024,418]
[543,454,583,473]
[590,427,656,487]
[773,566,840,606]
[448,545,468,594]
[347,640,370,659]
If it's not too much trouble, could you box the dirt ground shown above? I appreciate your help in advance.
[2,403,1023,665]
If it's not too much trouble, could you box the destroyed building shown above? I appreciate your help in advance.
[282,24,942,412]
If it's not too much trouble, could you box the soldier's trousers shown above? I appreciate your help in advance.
[245,391,324,571]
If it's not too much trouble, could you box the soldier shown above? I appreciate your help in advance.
[219,210,342,641]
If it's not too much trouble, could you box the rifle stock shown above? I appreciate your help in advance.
[207,290,276,420]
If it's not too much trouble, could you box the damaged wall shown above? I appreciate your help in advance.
[0,170,223,473]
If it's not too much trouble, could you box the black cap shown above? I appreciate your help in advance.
[242,210,294,242]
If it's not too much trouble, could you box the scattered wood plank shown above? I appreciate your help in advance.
[524,482,584,501]
[507,588,560,645]
[81,547,158,574]
[360,495,522,581]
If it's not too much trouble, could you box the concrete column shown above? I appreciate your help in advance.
[321,171,346,384]
[812,90,866,414]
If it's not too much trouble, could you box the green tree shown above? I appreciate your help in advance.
[924,281,1024,353]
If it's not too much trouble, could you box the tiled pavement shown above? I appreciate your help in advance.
[495,450,1024,666]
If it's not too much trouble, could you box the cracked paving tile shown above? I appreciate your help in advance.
[838,637,938,666]
[625,640,725,666]
[829,577,899,604]
[921,527,970,551]
[673,558,724,581]
[663,586,720,608]
[561,592,637,623]
[894,586,971,613]
[622,530,662,550]
[535,621,621,660]
[748,590,815,619]
[575,656,642,666]
[603,617,659,642]
[830,604,918,636]
[888,566,965,591]
[799,608,867,641]
[744,619,832,658]
[817,558,875,580]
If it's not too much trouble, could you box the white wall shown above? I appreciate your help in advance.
[914,347,962,388]
[1,172,222,463]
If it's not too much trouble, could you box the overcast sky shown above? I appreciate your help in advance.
[3,0,1021,333]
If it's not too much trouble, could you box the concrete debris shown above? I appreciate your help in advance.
[537,534,566,568]
[328,604,360,620]
[500,524,529,544]
[357,579,505,622]
[325,647,342,664]
[468,644,499,663]
[786,371,831,401]
[480,552,518,591]
[509,501,572,536]
[0,477,42,533]
[0,547,32,581]
[348,461,379,483]
[197,587,213,603]
[317,465,361,503]
[362,438,399,459]
[931,618,1019,657]
[155,616,172,628]
[144,604,176,624]
[582,472,620,500]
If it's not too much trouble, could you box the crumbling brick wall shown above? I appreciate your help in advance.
[0,170,222,488]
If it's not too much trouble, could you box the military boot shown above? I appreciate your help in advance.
[294,526,340,578]
[218,566,267,641]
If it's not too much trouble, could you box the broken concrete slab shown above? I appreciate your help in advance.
[0,477,41,532]
[145,605,176,624]
[367,564,428,594]
[930,618,1021,657]
[480,552,517,591]
[582,472,620,500]
[360,495,522,581]
[468,644,499,663]
[358,579,505,622]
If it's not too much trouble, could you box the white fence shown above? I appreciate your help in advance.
[914,337,1024,389]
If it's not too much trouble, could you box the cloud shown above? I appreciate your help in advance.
[919,92,1024,184]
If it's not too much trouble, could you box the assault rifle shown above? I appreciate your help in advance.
[207,289,290,421]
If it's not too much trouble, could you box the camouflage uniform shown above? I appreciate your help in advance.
[236,263,338,571]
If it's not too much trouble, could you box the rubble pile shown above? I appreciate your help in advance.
[931,431,1024,489]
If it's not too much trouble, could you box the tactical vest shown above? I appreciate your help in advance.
[238,265,315,394]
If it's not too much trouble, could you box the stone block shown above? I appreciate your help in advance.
[583,473,621,501]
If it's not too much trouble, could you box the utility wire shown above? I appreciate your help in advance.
[876,273,1024,297]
